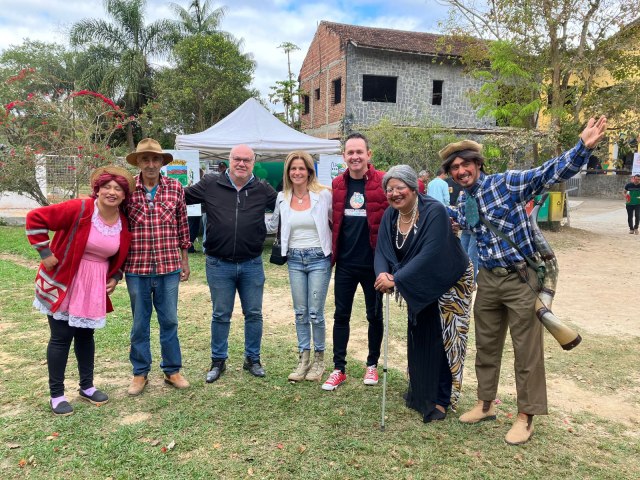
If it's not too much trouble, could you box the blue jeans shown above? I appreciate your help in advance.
[126,272,182,376]
[287,248,332,352]
[460,230,479,281]
[206,256,265,361]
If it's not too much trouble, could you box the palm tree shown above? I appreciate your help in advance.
[69,0,177,149]
[169,0,229,38]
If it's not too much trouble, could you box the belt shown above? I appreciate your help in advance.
[489,262,525,277]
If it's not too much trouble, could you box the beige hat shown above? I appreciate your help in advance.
[126,138,173,166]
[90,165,135,193]
[438,140,483,161]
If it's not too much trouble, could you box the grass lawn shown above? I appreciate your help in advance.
[0,225,638,479]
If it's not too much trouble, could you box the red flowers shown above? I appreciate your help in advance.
[4,100,25,112]
[70,90,118,111]
[5,67,35,84]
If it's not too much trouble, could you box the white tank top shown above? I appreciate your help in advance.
[288,208,321,249]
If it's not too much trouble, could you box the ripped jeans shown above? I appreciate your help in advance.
[287,248,332,352]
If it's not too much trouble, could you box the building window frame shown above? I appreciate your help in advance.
[332,78,342,104]
[362,75,397,103]
[432,80,444,106]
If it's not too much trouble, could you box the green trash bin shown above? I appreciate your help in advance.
[534,195,550,222]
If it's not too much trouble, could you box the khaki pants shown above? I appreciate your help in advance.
[473,267,548,415]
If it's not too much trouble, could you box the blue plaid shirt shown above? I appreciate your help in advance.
[450,140,592,269]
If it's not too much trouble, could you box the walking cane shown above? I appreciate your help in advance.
[380,292,390,431]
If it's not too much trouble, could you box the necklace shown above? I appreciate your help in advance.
[292,190,308,205]
[395,201,419,249]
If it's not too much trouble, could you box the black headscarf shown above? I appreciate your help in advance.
[374,194,469,322]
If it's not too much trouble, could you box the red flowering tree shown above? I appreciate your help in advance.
[0,69,133,205]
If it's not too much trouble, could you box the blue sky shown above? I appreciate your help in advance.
[0,0,452,111]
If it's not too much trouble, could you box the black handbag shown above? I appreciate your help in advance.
[269,212,287,265]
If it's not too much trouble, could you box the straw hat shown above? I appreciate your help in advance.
[90,165,135,193]
[125,138,173,166]
[438,140,483,161]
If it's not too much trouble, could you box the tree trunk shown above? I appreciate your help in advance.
[126,123,135,151]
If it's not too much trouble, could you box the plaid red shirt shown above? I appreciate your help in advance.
[124,174,190,276]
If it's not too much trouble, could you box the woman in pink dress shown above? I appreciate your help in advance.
[26,166,134,416]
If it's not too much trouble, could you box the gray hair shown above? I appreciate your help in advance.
[382,165,419,192]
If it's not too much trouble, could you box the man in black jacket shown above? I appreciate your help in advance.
[185,145,277,382]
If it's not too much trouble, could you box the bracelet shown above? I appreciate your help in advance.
[385,273,393,282]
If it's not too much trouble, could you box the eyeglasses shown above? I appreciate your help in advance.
[385,186,409,195]
[145,192,154,209]
[231,156,254,164]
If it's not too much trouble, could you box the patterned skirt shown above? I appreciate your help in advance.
[438,262,474,411]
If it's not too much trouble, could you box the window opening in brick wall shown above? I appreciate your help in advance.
[303,95,310,114]
[362,75,397,103]
[432,80,443,105]
[315,88,320,100]
[333,78,342,104]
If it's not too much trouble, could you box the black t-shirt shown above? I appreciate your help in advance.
[446,177,463,206]
[625,182,640,191]
[338,178,373,266]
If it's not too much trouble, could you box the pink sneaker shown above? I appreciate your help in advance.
[322,370,347,391]
[363,365,379,385]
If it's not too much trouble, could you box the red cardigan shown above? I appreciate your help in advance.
[25,199,131,314]
[331,164,388,266]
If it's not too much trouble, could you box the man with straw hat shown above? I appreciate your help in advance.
[440,117,607,445]
[124,138,191,396]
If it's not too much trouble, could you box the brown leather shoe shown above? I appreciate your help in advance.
[459,400,497,424]
[127,375,148,396]
[164,372,190,389]
[505,414,534,445]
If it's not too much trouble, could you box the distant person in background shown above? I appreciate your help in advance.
[418,170,430,185]
[266,151,332,382]
[187,168,205,253]
[427,168,450,206]
[586,155,604,174]
[26,166,134,415]
[217,161,227,175]
[624,173,640,234]
[446,173,477,285]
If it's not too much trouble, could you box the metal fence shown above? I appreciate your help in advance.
[40,155,131,203]
[565,176,581,197]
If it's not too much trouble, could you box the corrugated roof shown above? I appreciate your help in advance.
[321,21,480,58]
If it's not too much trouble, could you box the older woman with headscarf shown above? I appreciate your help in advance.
[374,165,473,423]
[26,166,134,416]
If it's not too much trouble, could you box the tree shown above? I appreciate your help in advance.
[0,40,77,99]
[169,0,229,38]
[269,42,304,128]
[0,69,133,205]
[441,0,640,152]
[69,0,177,150]
[140,33,256,141]
[363,118,457,173]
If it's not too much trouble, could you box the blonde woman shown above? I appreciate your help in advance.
[267,151,332,381]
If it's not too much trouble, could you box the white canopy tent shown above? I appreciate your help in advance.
[174,98,341,160]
